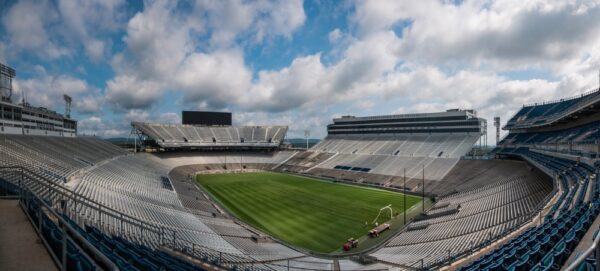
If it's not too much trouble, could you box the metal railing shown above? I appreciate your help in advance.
[507,88,600,129]
[0,166,329,271]
[0,168,119,271]
[410,152,560,270]
[564,172,600,271]
[564,230,600,271]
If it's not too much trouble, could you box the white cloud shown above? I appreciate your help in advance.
[245,31,402,112]
[2,0,70,59]
[75,95,103,114]
[56,0,126,62]
[106,0,307,112]
[352,0,600,69]
[328,28,342,43]
[157,112,180,124]
[105,75,164,111]
[196,0,306,46]
[1,0,125,62]
[175,49,252,109]
[78,116,123,137]
[4,0,600,143]
[13,72,103,115]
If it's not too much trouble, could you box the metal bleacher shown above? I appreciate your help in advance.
[0,136,337,270]
[461,149,599,271]
[289,134,480,183]
[132,122,287,149]
[372,170,553,268]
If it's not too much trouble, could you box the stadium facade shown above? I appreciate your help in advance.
[327,109,486,135]
[279,109,487,193]
[0,63,77,137]
[0,61,599,271]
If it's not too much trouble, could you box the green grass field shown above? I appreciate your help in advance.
[196,172,422,253]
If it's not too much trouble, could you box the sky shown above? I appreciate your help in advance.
[1,0,599,143]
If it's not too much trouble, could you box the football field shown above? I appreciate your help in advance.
[196,172,422,253]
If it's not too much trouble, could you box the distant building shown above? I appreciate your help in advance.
[0,62,77,137]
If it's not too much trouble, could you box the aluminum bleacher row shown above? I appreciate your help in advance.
[311,134,478,158]
[5,132,596,271]
[500,120,600,146]
[372,168,552,269]
[0,135,127,182]
[0,174,207,271]
[276,134,480,191]
[505,88,600,129]
[0,136,372,270]
[459,149,600,271]
[70,152,326,268]
[132,122,287,148]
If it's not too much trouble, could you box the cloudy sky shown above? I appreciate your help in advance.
[1,0,599,142]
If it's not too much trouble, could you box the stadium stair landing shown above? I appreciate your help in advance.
[0,200,57,271]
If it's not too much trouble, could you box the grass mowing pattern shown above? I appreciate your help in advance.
[197,172,422,253]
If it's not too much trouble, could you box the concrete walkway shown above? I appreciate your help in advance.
[0,200,57,271]
[562,212,600,270]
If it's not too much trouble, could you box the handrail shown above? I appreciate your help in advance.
[522,87,600,107]
[564,217,600,271]
[507,87,600,129]
[564,232,599,270]
[420,152,560,270]
[0,166,281,270]
[0,166,163,236]
[1,167,119,271]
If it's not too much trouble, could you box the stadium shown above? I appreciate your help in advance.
[2,2,600,271]
[1,56,600,271]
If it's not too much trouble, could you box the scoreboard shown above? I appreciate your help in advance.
[182,111,232,126]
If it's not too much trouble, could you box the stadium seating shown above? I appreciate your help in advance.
[372,171,552,268]
[499,120,600,146]
[0,136,309,270]
[2,124,598,270]
[278,134,480,188]
[311,134,478,158]
[505,89,600,129]
[18,180,206,271]
[459,149,599,271]
[83,224,206,271]
[0,135,126,183]
[132,123,287,149]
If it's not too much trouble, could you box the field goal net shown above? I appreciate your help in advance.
[371,204,393,224]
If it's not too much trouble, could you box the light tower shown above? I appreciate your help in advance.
[64,94,72,118]
[0,62,16,102]
[304,130,310,150]
[494,117,500,145]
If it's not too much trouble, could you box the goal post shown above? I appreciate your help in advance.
[371,204,393,224]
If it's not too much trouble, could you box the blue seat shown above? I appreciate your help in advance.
[538,253,555,271]
[76,256,95,271]
[564,230,578,250]
[514,253,531,270]
[529,243,542,262]
[553,241,568,263]
[504,248,517,262]
[539,235,553,250]
[487,258,504,269]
